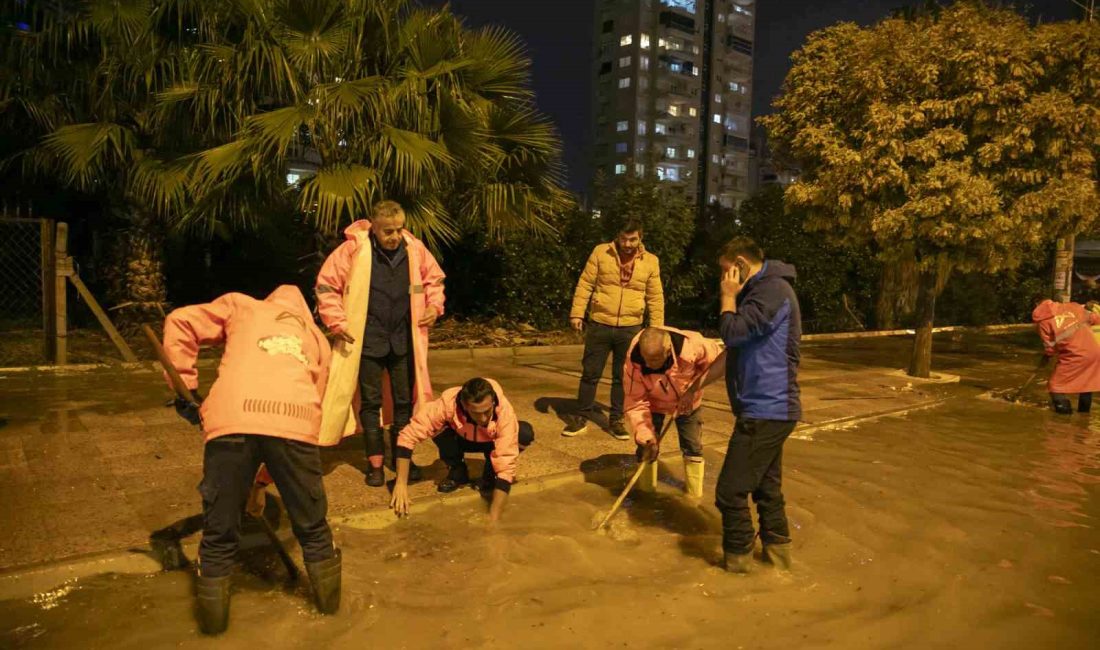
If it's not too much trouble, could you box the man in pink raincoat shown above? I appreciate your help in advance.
[1032,299,1100,414]
[315,200,446,487]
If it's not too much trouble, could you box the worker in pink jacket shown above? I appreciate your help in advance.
[1033,298,1100,413]
[625,327,725,497]
[315,200,446,488]
[162,285,340,635]
[390,378,535,522]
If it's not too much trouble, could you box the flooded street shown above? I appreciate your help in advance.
[2,395,1097,649]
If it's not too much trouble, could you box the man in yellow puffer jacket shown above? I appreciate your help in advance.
[565,219,664,439]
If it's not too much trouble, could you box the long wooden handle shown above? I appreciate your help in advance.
[142,324,198,403]
[594,414,678,530]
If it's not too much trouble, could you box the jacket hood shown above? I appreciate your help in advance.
[1032,299,1056,322]
[344,220,372,240]
[757,260,797,284]
[265,285,312,319]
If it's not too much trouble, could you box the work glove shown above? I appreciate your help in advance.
[173,395,203,426]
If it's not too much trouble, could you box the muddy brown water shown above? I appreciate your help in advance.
[2,398,1098,649]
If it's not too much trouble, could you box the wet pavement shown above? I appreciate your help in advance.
[3,332,1096,647]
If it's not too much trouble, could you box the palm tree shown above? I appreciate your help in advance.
[159,0,572,247]
[4,0,571,317]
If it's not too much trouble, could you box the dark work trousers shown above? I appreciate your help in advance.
[714,418,796,554]
[198,434,334,578]
[576,322,642,421]
[1050,392,1092,413]
[433,422,536,471]
[652,408,704,457]
[358,351,413,462]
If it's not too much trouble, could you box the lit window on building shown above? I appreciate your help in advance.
[713,114,721,124]
[729,82,741,92]
[734,5,752,16]
[693,45,700,55]
[687,148,696,158]
[615,163,627,175]
[712,154,719,164]
[640,33,651,49]
[689,107,698,117]
[620,56,632,68]
[725,116,738,131]
[640,56,650,70]
[715,93,722,104]
[621,34,633,46]
[616,142,628,153]
[655,122,668,135]
[618,77,631,89]
[617,120,629,132]
[637,121,648,135]
[693,66,700,76]
[635,163,646,176]
[666,147,677,158]
[666,0,697,11]
[668,105,680,117]
[659,38,669,49]
[670,61,681,73]
[286,173,301,186]
[718,12,725,22]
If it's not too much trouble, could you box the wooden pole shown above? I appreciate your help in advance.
[69,273,138,362]
[40,218,56,363]
[54,222,68,365]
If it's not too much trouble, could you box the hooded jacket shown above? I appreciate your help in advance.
[162,286,331,445]
[720,260,802,421]
[624,327,724,445]
[1032,299,1100,394]
[395,378,520,484]
[315,220,446,445]
[570,242,664,327]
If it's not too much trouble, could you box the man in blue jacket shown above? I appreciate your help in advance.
[715,237,801,574]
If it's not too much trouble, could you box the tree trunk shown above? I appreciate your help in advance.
[1053,235,1074,303]
[907,268,937,378]
[104,209,167,328]
[876,258,918,329]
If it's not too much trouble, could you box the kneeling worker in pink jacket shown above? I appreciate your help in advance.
[163,286,340,635]
[390,378,535,522]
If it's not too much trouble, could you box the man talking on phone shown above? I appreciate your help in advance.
[714,237,801,574]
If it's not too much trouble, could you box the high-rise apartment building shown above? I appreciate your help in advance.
[591,0,756,211]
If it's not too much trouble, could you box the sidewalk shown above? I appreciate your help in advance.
[0,331,1041,573]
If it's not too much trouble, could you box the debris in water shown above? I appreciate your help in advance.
[32,580,78,611]
[1047,575,1071,584]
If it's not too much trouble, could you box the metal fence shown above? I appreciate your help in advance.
[0,217,50,331]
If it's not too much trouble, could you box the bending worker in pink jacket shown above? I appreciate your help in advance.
[390,378,535,522]
[625,327,725,497]
[162,286,340,635]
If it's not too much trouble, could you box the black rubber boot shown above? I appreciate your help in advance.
[306,548,342,615]
[1051,394,1073,415]
[365,466,385,487]
[437,462,469,493]
[723,551,753,574]
[1079,392,1093,414]
[763,542,792,571]
[195,574,231,635]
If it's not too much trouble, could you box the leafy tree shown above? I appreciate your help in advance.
[761,2,1100,377]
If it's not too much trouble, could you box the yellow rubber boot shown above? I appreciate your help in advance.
[683,456,705,498]
[636,460,658,492]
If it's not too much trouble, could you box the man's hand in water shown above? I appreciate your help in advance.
[390,481,410,517]
[488,488,509,523]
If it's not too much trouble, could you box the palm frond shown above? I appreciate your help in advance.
[37,122,136,188]
[298,163,379,232]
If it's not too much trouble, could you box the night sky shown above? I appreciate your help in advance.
[442,0,1082,193]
